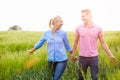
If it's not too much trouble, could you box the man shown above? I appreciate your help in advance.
[71,9,117,80]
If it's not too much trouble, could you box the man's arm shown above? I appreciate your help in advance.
[71,34,79,61]
[72,34,79,54]
[99,35,117,63]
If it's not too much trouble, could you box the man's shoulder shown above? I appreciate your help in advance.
[77,24,84,27]
[93,24,103,33]
[76,24,83,29]
[93,24,102,28]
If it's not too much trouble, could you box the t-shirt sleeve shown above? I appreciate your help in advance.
[75,26,79,35]
[98,27,104,37]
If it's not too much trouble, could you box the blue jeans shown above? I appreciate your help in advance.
[78,56,98,80]
[48,60,67,80]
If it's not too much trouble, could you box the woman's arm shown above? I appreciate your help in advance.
[63,32,72,52]
[28,32,47,54]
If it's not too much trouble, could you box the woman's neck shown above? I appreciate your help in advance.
[52,27,58,36]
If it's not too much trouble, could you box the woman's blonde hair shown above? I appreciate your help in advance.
[49,16,61,28]
[49,19,53,29]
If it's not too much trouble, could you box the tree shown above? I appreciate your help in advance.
[8,25,22,30]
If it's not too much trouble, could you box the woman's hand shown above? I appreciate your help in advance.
[71,53,78,62]
[27,48,36,54]
[28,49,34,54]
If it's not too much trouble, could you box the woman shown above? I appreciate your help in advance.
[28,16,72,80]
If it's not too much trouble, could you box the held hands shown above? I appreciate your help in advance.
[70,53,78,62]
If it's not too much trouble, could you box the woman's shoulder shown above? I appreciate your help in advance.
[44,30,51,33]
[42,30,51,36]
[59,29,65,32]
[59,29,67,34]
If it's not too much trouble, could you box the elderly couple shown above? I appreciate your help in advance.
[28,9,117,80]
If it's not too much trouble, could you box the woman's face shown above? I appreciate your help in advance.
[54,17,63,29]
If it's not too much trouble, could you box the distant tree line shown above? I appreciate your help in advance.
[8,25,22,30]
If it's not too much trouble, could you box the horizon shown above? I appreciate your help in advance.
[0,25,120,31]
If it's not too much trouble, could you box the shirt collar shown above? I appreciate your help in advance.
[50,29,61,33]
[82,24,96,28]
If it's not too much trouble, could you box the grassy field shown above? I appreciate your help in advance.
[0,31,120,80]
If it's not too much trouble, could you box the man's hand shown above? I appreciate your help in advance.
[71,54,78,62]
[110,55,118,64]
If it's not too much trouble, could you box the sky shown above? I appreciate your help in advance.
[0,0,120,31]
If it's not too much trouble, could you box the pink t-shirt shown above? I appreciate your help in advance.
[75,24,104,57]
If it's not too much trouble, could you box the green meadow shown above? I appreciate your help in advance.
[0,31,120,80]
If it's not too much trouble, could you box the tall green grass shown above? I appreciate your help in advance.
[0,31,120,80]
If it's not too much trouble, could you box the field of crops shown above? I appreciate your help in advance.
[0,31,120,80]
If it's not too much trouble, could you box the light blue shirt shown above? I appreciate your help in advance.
[34,29,72,62]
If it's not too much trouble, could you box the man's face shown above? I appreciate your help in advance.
[81,12,92,23]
